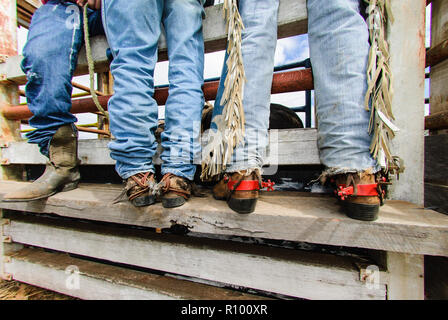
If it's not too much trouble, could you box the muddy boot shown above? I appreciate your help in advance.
[3,124,80,202]
[213,169,274,214]
[160,173,192,208]
[333,171,386,221]
[119,172,157,207]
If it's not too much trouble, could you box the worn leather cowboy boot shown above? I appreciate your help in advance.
[160,173,192,208]
[3,124,80,202]
[333,171,387,221]
[122,172,157,207]
[213,169,274,214]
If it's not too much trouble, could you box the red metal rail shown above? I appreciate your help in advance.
[1,69,313,120]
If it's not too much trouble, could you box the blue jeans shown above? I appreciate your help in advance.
[211,0,279,173]
[212,0,378,175]
[308,0,378,174]
[22,0,104,157]
[103,0,205,180]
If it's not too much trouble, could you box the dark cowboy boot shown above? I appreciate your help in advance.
[3,124,80,202]
[160,173,192,208]
[333,171,387,221]
[117,172,157,207]
[213,169,274,214]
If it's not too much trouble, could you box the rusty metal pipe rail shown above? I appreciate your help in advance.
[1,69,313,121]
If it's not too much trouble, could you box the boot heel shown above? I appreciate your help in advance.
[61,181,79,192]
[344,202,379,221]
[227,197,257,214]
[162,196,186,208]
[132,194,156,207]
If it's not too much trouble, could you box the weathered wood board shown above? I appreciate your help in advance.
[0,128,321,166]
[429,59,448,114]
[5,247,266,300]
[430,0,448,114]
[388,0,426,205]
[3,213,387,300]
[0,181,447,256]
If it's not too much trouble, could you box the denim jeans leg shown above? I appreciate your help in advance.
[22,1,84,157]
[160,0,205,181]
[307,0,379,174]
[103,0,163,179]
[211,0,279,173]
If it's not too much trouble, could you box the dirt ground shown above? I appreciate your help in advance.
[0,279,77,300]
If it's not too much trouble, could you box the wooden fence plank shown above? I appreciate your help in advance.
[388,0,426,205]
[0,128,321,166]
[386,252,424,300]
[5,248,265,300]
[0,181,447,256]
[3,214,387,300]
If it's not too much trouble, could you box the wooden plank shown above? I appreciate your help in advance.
[425,110,448,130]
[388,0,426,205]
[431,0,448,48]
[430,1,448,115]
[0,181,447,256]
[426,38,448,67]
[386,252,424,300]
[0,0,308,85]
[429,58,448,115]
[5,248,265,300]
[424,134,448,185]
[3,213,387,300]
[0,128,321,166]
[0,0,23,282]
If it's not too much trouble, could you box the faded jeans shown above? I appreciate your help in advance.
[211,0,378,174]
[211,0,279,173]
[308,0,378,174]
[22,0,104,157]
[103,0,205,180]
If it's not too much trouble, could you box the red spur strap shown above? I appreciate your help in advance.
[336,183,379,200]
[227,179,275,192]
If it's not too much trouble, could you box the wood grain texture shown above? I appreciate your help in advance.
[429,59,448,114]
[386,252,424,300]
[0,181,447,256]
[388,0,426,205]
[0,128,321,166]
[5,248,265,300]
[3,214,387,300]
[430,1,448,114]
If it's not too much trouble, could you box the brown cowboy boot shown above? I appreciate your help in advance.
[160,173,192,208]
[213,169,274,214]
[333,171,386,221]
[3,124,80,202]
[118,172,157,207]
